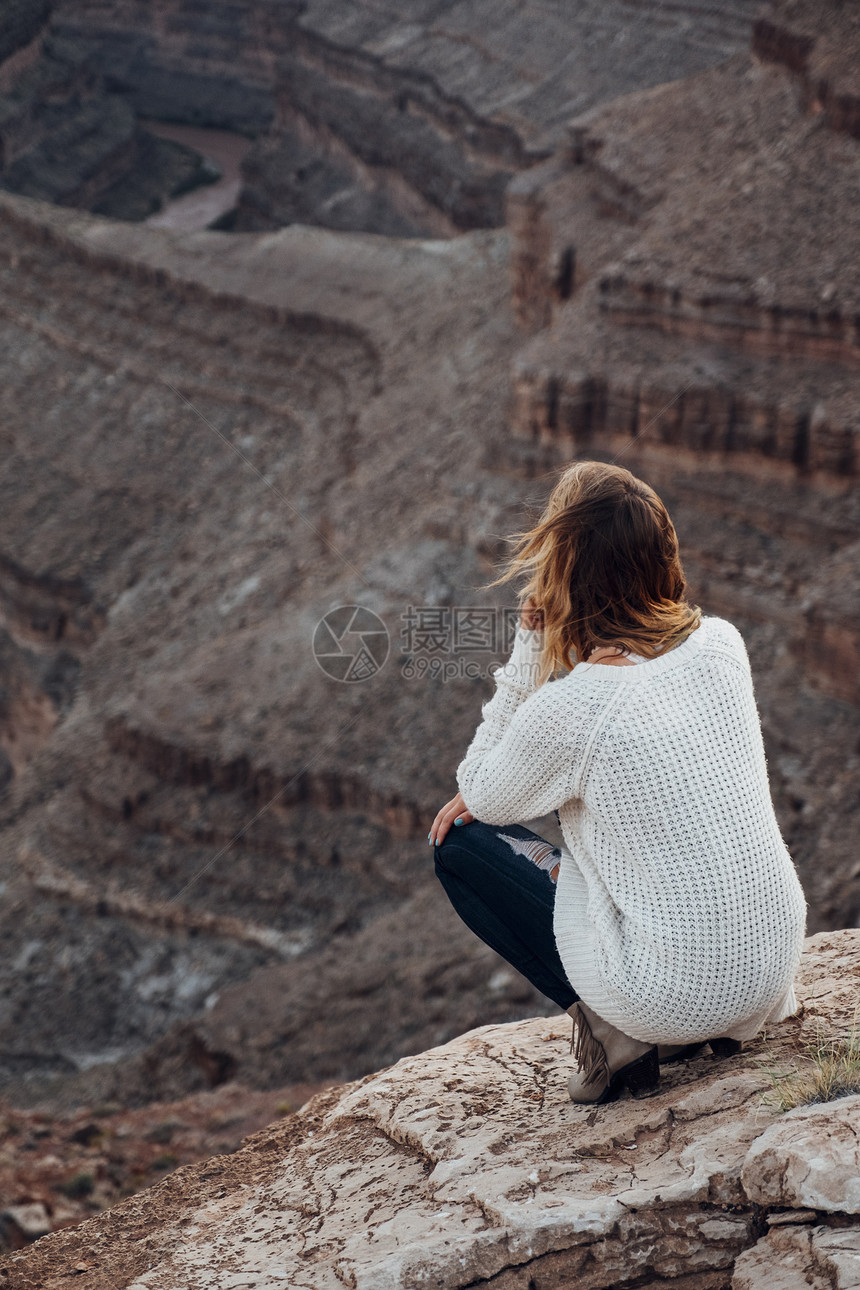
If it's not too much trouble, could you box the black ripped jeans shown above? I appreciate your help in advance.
[434,819,579,1011]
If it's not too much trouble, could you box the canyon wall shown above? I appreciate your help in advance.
[0,4,223,220]
[1,0,761,232]
[0,0,856,1133]
[503,20,860,931]
[753,0,860,142]
[0,190,552,1111]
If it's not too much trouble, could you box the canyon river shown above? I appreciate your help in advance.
[142,120,252,231]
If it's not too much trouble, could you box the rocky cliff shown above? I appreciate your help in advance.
[0,0,856,1151]
[6,931,860,1288]
[0,0,224,219]
[753,0,860,142]
[0,0,761,231]
[504,2,860,925]
[229,0,762,234]
[0,188,554,1110]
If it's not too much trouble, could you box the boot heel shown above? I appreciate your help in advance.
[657,1041,707,1065]
[596,1045,660,1105]
[709,1037,742,1059]
[624,1045,660,1096]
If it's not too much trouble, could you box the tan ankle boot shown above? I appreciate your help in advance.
[567,1002,659,1104]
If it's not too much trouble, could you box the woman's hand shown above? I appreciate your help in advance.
[429,791,474,848]
[520,595,544,631]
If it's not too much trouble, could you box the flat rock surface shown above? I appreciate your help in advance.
[7,930,860,1289]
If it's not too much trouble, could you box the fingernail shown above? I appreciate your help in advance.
[454,817,464,826]
[427,832,432,840]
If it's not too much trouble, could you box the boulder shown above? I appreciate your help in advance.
[733,1222,860,1290]
[0,1202,51,1250]
[742,1096,860,1213]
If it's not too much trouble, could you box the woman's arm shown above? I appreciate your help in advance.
[467,621,546,741]
[455,680,584,826]
[429,599,547,845]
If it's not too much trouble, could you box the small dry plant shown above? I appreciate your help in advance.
[758,1005,860,1113]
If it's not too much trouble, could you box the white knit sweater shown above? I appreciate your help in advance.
[457,616,808,1044]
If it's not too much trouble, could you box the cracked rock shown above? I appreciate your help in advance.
[8,932,860,1290]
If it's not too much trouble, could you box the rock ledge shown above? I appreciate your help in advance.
[7,930,860,1289]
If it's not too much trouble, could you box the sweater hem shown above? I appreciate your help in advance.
[553,856,805,1045]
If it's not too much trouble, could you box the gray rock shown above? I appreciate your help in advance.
[733,1222,860,1289]
[0,1201,51,1248]
[9,931,860,1288]
[742,1095,860,1213]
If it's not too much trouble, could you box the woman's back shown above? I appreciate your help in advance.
[551,615,807,1044]
[439,461,809,1100]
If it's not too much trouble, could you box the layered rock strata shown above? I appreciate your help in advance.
[0,1,857,1115]
[504,13,860,880]
[1,0,761,231]
[753,0,860,142]
[0,20,221,220]
[0,189,555,1107]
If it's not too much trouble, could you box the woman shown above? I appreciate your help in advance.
[430,461,807,1106]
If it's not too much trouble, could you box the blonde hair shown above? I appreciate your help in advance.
[491,461,702,684]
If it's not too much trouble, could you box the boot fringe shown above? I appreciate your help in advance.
[569,1002,610,1089]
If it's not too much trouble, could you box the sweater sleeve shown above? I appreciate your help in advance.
[456,634,600,825]
[463,625,545,741]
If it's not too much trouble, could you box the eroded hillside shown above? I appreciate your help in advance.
[1,0,760,230]
[0,0,856,1144]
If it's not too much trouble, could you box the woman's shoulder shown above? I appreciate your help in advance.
[697,615,750,660]
[533,616,752,697]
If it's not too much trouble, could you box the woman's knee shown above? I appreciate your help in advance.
[434,821,497,879]
[438,825,464,877]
